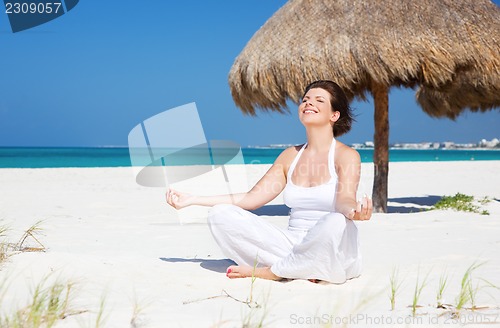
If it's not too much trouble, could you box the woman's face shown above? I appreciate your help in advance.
[298,87,339,126]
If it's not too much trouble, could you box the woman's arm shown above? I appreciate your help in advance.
[334,145,372,220]
[166,146,297,210]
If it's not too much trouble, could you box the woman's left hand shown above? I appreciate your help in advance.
[166,188,196,210]
[351,195,372,221]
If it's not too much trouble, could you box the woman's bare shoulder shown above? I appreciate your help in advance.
[274,145,302,169]
[335,141,360,163]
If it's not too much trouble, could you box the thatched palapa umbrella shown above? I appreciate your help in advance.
[228,0,500,212]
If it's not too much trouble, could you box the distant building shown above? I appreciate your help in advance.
[348,138,499,150]
[479,138,499,148]
[442,142,455,149]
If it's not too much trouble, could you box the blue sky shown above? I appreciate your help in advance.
[1,0,498,147]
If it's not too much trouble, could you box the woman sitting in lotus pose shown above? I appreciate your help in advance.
[166,80,372,283]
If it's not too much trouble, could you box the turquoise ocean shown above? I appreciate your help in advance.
[0,147,499,168]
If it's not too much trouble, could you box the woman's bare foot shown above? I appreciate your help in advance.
[226,265,281,281]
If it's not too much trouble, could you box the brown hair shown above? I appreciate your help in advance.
[302,80,354,137]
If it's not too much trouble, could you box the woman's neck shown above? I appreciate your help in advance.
[305,126,334,153]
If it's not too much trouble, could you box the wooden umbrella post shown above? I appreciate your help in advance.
[371,81,389,213]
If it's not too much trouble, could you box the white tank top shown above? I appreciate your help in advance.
[283,139,338,231]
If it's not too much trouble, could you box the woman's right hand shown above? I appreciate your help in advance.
[351,195,372,221]
[166,189,195,210]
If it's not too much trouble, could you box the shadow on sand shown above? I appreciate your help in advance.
[387,195,442,213]
[160,257,236,273]
[249,197,444,215]
[250,204,290,216]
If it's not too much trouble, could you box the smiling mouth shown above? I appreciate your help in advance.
[303,109,318,114]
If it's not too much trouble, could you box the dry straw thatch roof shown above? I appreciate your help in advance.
[229,0,500,118]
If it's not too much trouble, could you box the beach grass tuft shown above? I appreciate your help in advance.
[94,295,107,328]
[436,270,449,308]
[16,220,46,252]
[77,293,108,328]
[240,255,273,327]
[241,288,271,328]
[478,196,492,205]
[453,261,489,317]
[248,255,259,307]
[1,221,47,269]
[0,276,8,311]
[432,193,490,215]
[0,225,8,238]
[0,276,84,328]
[411,268,430,317]
[130,293,150,328]
[389,267,404,311]
[0,224,10,265]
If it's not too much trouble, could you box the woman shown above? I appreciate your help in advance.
[166,80,372,284]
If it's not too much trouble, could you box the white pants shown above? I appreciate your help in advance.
[207,204,362,284]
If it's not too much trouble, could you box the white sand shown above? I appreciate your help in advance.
[0,161,499,327]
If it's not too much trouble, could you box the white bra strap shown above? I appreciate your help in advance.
[328,138,337,178]
[287,143,307,180]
